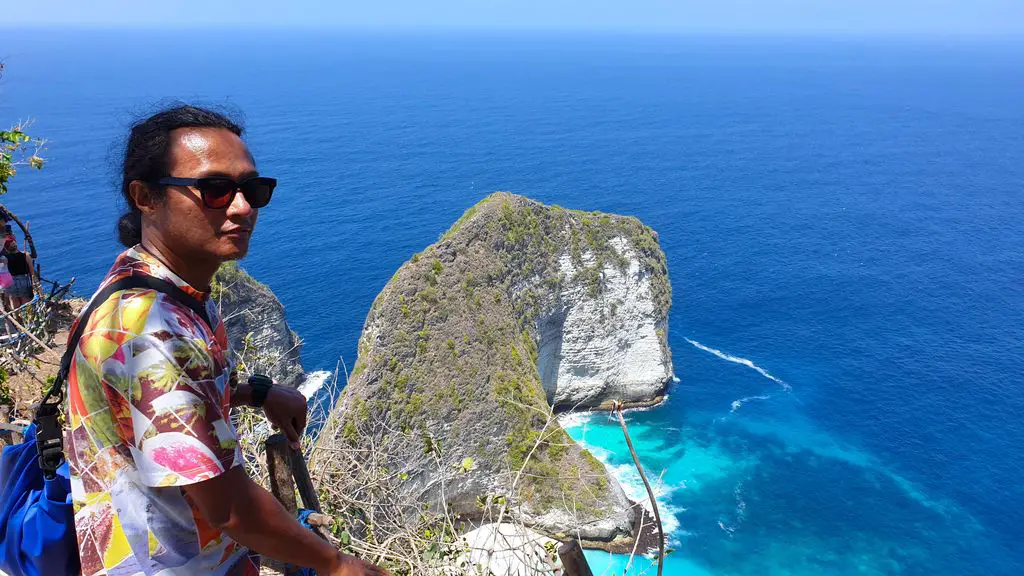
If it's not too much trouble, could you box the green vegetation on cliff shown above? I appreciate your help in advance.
[324,192,671,541]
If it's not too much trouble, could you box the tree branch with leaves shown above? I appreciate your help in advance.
[0,62,47,259]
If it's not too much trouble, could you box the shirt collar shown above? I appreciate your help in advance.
[127,245,210,301]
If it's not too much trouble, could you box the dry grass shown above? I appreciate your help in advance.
[221,271,665,574]
[232,360,605,575]
[0,294,81,425]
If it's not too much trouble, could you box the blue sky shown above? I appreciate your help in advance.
[2,0,1022,35]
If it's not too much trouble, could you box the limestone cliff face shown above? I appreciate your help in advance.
[328,193,672,545]
[212,262,305,389]
[539,237,672,410]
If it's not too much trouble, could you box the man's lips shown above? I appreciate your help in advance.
[220,228,252,237]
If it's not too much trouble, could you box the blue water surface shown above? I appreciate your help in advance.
[1,29,1022,575]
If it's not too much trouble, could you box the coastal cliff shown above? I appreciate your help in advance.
[212,262,306,389]
[323,193,672,546]
[536,224,673,410]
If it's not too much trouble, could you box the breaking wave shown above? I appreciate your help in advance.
[299,370,332,400]
[559,413,684,546]
[558,411,595,431]
[605,461,684,545]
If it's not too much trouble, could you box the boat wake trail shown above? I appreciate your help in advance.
[685,338,791,392]
[730,395,772,413]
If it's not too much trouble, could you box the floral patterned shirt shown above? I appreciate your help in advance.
[65,246,259,575]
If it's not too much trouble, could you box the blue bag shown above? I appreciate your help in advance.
[0,275,212,576]
[0,424,79,576]
[284,509,322,576]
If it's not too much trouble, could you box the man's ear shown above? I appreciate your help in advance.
[129,181,159,216]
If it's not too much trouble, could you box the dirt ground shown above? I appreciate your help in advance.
[1,298,83,428]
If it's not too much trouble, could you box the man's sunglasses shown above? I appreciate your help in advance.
[156,176,277,209]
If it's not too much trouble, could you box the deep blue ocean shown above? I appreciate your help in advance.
[1,29,1022,575]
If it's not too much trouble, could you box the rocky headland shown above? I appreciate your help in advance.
[320,192,673,548]
[212,262,306,390]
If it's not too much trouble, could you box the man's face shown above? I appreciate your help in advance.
[152,127,259,263]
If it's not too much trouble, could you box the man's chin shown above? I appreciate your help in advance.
[217,237,251,261]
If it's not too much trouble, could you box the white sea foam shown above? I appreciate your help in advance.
[715,481,748,538]
[585,443,614,462]
[560,413,685,545]
[604,461,683,544]
[685,338,791,391]
[732,481,748,530]
[733,482,747,520]
[730,394,772,413]
[557,411,596,431]
[298,370,332,400]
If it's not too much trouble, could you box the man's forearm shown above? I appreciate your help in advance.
[230,383,253,408]
[217,471,342,572]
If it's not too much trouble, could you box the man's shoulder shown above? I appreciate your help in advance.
[81,284,215,343]
[71,249,224,363]
[73,286,226,386]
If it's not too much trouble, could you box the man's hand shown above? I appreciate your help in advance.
[183,467,388,574]
[326,552,391,576]
[263,384,308,449]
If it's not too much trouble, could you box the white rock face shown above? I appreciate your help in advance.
[460,523,561,576]
[537,237,672,409]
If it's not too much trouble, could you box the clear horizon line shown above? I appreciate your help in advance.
[3,23,1024,39]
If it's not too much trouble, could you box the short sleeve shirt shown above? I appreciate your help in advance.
[65,246,260,575]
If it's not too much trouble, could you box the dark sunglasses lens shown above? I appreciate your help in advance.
[241,178,275,208]
[198,179,237,208]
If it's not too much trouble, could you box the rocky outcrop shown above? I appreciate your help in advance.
[326,193,672,546]
[460,523,560,575]
[539,238,672,411]
[212,262,305,389]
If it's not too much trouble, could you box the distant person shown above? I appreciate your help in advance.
[2,209,13,236]
[64,105,389,576]
[0,244,14,331]
[2,236,34,309]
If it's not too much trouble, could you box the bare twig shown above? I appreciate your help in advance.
[6,312,60,360]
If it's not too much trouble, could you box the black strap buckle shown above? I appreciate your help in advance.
[35,400,65,479]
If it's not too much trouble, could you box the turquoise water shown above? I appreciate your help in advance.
[568,389,988,575]
[2,30,1022,574]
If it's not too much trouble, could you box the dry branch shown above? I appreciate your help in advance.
[613,401,664,576]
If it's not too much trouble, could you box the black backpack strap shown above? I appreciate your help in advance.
[35,274,212,478]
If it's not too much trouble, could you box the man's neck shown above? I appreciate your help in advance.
[139,238,219,293]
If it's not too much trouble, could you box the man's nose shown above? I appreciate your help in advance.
[226,188,254,217]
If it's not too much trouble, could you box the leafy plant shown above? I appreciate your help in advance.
[0,366,12,406]
[1,63,45,195]
[1,62,48,258]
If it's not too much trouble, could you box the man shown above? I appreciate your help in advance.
[66,105,388,575]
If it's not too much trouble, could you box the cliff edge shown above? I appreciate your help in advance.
[213,262,305,389]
